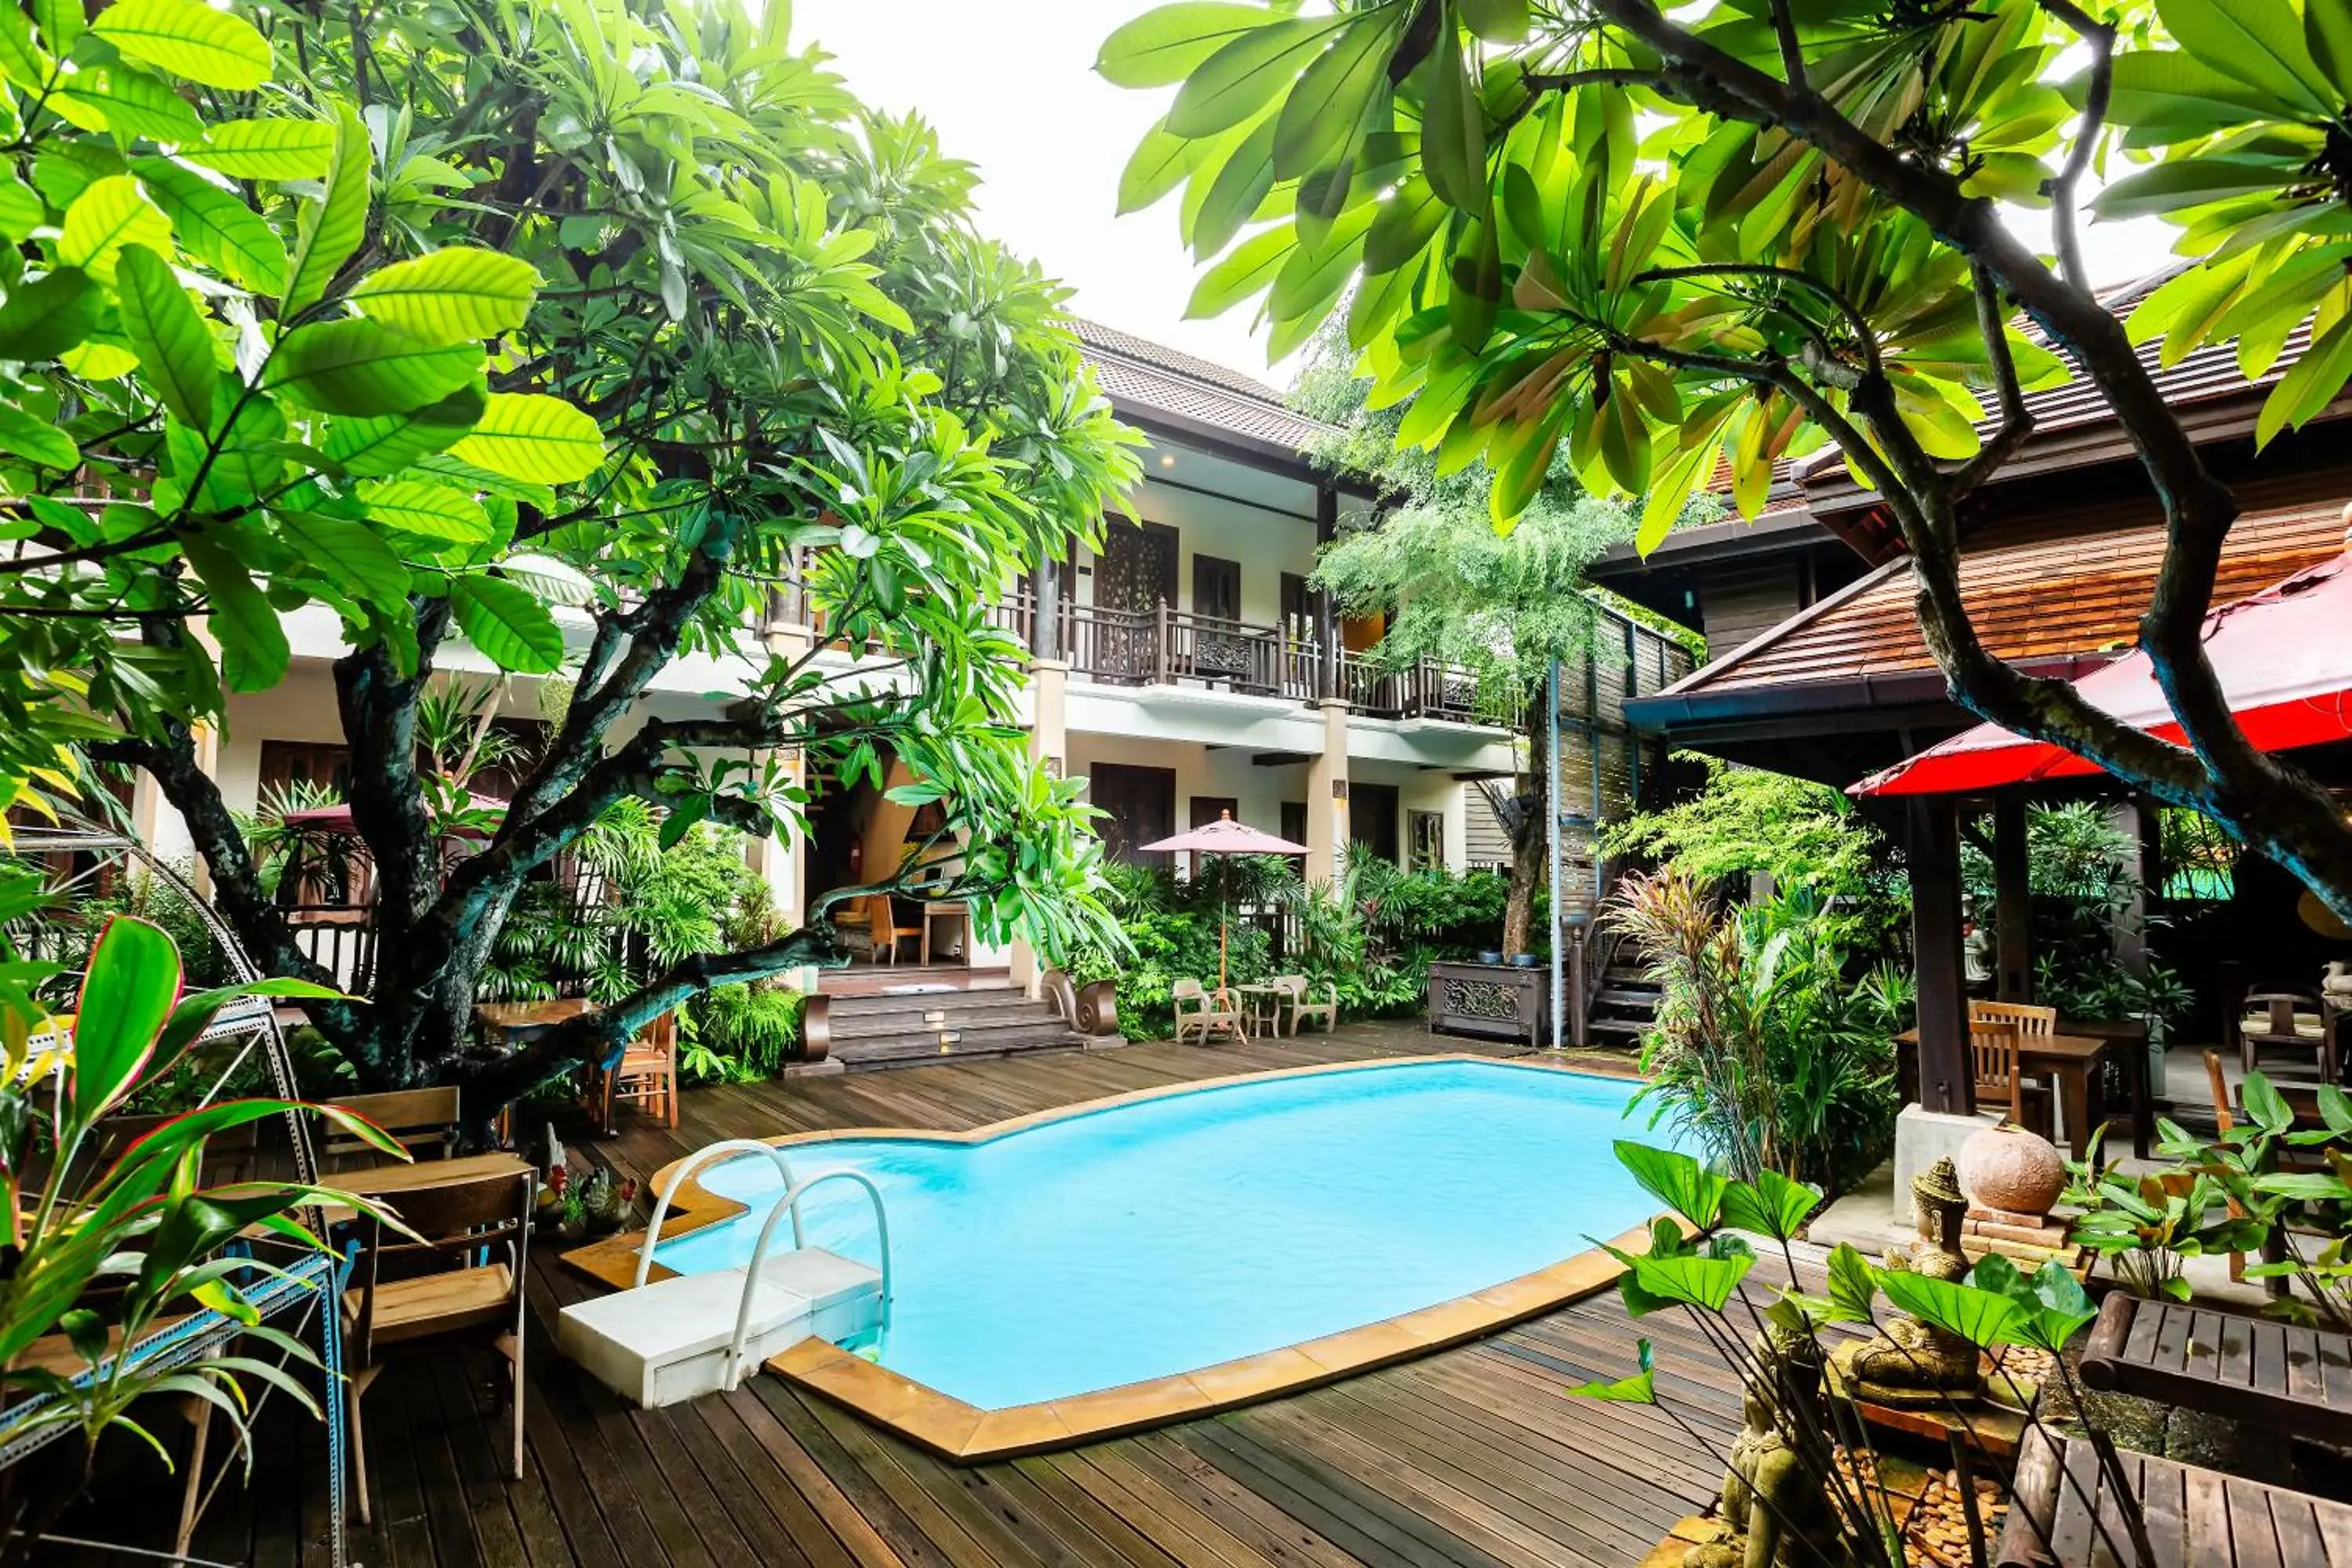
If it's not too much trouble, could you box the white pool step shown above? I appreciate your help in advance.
[557,1248,882,1409]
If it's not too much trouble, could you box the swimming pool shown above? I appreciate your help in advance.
[649,1058,1672,1422]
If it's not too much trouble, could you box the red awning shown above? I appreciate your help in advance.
[280,793,505,840]
[1852,539,2352,797]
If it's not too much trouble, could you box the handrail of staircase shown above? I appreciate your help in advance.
[727,1170,893,1388]
[634,1138,801,1290]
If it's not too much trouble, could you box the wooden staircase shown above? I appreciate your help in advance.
[1584,947,1662,1050]
[807,978,1090,1072]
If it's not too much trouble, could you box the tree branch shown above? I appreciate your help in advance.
[2038,0,2116,295]
[1951,263,2036,499]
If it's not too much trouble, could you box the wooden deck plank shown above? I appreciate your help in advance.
[89,1028,1748,1568]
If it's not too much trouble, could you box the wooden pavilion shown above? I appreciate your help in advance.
[1595,271,2352,1123]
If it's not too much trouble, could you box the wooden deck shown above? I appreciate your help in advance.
[79,1026,1748,1568]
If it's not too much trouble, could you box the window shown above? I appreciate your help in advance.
[1192,554,1241,622]
[1409,810,1446,873]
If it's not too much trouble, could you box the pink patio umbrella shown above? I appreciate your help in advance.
[1140,811,1308,989]
[280,793,506,840]
[1852,538,2352,798]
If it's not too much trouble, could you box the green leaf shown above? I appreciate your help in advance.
[1826,1243,1878,1323]
[1187,112,1279,260]
[1186,224,1294,318]
[1618,1243,1754,1312]
[270,512,409,607]
[92,0,273,91]
[1613,1141,1727,1227]
[322,387,486,477]
[1365,174,1447,274]
[2257,311,2352,447]
[1272,12,1393,180]
[449,575,564,673]
[2156,0,2334,117]
[356,479,491,543]
[1567,1338,1655,1403]
[0,5,51,93]
[2310,0,2352,97]
[56,174,172,285]
[1422,12,1485,211]
[2092,158,2299,221]
[283,102,371,317]
[445,392,605,484]
[2242,1071,2296,1134]
[2318,1082,2352,1136]
[49,62,205,143]
[116,244,218,430]
[182,530,289,691]
[154,977,343,1072]
[1719,1168,1823,1242]
[0,174,41,243]
[132,158,287,296]
[186,119,339,181]
[1457,0,1529,43]
[2102,51,2302,134]
[265,319,483,416]
[1875,1269,2031,1348]
[2252,1171,2352,1202]
[1167,16,1331,140]
[0,402,78,470]
[1118,116,1214,215]
[350,249,541,343]
[1097,3,1285,89]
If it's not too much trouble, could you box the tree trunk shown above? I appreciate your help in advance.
[1499,723,1551,956]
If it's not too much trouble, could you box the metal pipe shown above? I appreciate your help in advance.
[1547,657,1563,1050]
[634,1139,800,1290]
[728,1170,894,1388]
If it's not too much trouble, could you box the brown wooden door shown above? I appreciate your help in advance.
[1351,781,1401,866]
[1096,521,1178,678]
[1090,763,1176,868]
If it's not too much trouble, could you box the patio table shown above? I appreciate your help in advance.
[1234,982,1285,1037]
[2080,1290,2352,1447]
[1895,1022,2151,1160]
[475,996,608,1132]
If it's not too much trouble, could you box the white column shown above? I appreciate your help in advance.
[1305,698,1349,886]
[1009,657,1070,997]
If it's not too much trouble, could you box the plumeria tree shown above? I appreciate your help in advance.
[0,0,1138,1101]
[1101,0,2352,920]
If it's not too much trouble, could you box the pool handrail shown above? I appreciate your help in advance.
[727,1169,892,1388]
[634,1138,800,1290]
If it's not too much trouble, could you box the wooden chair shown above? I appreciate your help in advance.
[867,895,923,966]
[1969,1018,2053,1138]
[342,1167,533,1524]
[321,1087,460,1171]
[611,1011,678,1128]
[1172,978,1244,1044]
[1276,975,1338,1036]
[1969,999,2057,1036]
[2239,988,2338,1081]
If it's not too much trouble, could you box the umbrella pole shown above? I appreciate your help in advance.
[1219,854,1231,991]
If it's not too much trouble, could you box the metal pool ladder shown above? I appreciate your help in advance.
[636,1138,895,1388]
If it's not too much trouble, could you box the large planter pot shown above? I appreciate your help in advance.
[1955,1123,2067,1218]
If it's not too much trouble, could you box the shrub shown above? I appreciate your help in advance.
[1610,869,1904,1195]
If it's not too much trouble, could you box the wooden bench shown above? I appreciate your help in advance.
[2078,1291,2352,1446]
[1998,1425,2352,1566]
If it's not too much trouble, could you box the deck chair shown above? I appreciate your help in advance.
[611,1011,678,1128]
[1276,975,1338,1036]
[2239,989,2338,1082]
[320,1087,460,1171]
[1172,978,1244,1044]
[342,1167,534,1524]
[1969,1018,2053,1138]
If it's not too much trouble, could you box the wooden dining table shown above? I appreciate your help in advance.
[1896,1020,2154,1160]
[318,1151,533,1225]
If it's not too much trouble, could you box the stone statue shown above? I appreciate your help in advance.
[1827,1159,1982,1406]
[1687,1330,1842,1568]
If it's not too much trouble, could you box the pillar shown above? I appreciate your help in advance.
[1305,697,1349,885]
[1992,792,2032,1002]
[1010,655,1070,997]
[1908,794,1973,1116]
[1312,482,1340,699]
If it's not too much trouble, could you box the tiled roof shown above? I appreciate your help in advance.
[1071,318,1340,458]
[1661,491,2350,700]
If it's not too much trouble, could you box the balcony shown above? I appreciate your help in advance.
[982,592,1496,725]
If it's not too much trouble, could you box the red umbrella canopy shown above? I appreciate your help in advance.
[1853,540,2352,798]
[1140,811,1308,857]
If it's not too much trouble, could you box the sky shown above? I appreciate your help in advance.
[790,0,2180,387]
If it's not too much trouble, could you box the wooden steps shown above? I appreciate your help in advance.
[1587,959,1661,1047]
[815,963,1013,999]
[817,986,1087,1072]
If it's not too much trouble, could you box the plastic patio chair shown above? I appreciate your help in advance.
[1172,978,1244,1044]
[1277,975,1338,1036]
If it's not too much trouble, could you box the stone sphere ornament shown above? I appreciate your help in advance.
[1955,1123,2067,1218]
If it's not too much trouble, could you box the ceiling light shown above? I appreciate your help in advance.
[1160,453,1176,467]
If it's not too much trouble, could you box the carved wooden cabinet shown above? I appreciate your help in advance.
[1427,962,1552,1047]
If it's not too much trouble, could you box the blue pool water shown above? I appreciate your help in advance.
[655,1058,1665,1410]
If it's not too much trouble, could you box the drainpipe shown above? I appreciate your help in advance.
[1547,657,1563,1051]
